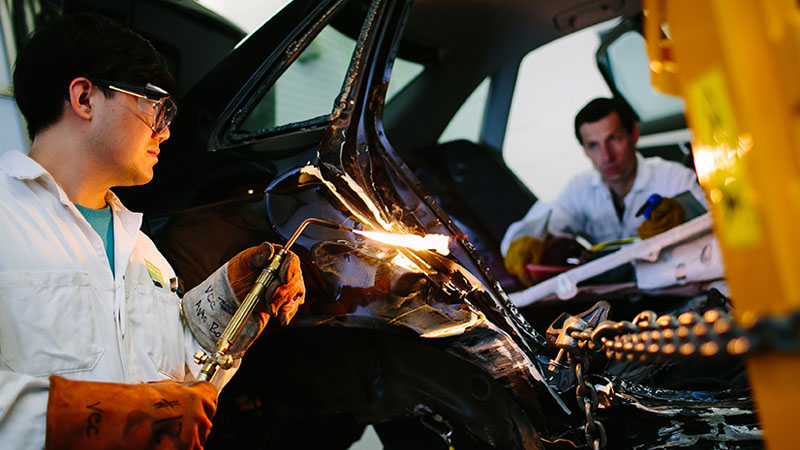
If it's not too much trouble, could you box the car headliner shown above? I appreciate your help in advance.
[385,0,642,151]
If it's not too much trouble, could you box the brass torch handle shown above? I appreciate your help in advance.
[194,218,351,381]
[195,250,287,381]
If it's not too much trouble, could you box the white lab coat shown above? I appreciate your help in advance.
[0,150,229,449]
[501,154,707,253]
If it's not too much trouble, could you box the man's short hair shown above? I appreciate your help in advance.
[13,13,175,139]
[574,97,638,145]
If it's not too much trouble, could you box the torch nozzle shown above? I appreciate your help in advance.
[283,218,356,252]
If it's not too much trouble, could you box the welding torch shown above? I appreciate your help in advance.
[194,218,351,381]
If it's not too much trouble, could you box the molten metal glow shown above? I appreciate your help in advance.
[391,253,423,272]
[353,230,450,255]
[419,310,485,338]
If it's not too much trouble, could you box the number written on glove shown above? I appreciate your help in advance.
[45,375,217,450]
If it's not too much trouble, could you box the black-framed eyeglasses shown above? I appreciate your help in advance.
[88,78,177,134]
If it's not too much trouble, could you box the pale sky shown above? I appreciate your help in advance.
[197,0,290,32]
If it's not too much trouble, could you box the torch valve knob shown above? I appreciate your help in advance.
[218,354,234,369]
[193,351,208,365]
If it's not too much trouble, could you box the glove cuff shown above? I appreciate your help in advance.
[180,264,263,358]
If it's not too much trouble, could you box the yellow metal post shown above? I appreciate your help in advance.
[645,0,800,447]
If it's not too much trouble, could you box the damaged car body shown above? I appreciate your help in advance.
[3,0,768,448]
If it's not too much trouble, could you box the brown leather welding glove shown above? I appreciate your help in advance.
[504,236,545,287]
[227,242,305,327]
[637,197,686,239]
[45,375,217,450]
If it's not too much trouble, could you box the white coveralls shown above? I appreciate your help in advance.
[0,150,234,449]
[501,154,707,253]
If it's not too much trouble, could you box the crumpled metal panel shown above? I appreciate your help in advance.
[598,377,761,448]
[247,0,760,447]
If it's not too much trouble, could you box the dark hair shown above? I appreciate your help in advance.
[574,97,638,145]
[13,13,175,139]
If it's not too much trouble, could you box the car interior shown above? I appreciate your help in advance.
[4,0,712,349]
[2,1,744,448]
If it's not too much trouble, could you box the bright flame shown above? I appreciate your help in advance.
[299,165,442,274]
[391,253,423,272]
[353,230,450,255]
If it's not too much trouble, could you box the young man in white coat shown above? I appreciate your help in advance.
[0,13,304,449]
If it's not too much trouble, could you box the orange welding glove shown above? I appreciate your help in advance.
[504,236,545,287]
[637,197,685,239]
[227,242,305,327]
[45,375,217,450]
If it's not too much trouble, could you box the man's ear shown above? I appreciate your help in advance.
[66,77,95,120]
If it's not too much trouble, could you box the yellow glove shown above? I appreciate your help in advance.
[637,196,685,239]
[504,236,545,286]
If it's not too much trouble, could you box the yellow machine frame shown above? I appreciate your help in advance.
[644,0,800,447]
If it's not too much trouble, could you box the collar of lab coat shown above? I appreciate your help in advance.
[589,152,649,196]
[0,149,144,240]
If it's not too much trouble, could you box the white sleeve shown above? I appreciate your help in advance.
[500,177,592,255]
[500,201,553,255]
[0,372,49,450]
[546,178,589,239]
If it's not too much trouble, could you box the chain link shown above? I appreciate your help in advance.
[548,301,800,449]
[549,307,800,364]
[574,356,607,449]
[590,309,753,362]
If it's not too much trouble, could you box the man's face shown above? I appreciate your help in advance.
[578,111,639,186]
[90,86,170,186]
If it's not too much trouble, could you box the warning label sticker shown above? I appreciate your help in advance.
[688,69,762,247]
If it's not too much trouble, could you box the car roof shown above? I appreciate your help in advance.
[384,0,642,150]
[403,0,639,66]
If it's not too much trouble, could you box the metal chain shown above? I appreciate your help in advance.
[565,307,800,364]
[573,357,607,450]
[548,301,800,449]
[591,310,737,363]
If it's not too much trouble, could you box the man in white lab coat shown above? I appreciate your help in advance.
[502,97,706,286]
[0,13,304,449]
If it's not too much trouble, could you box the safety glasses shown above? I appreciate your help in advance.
[88,78,177,134]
